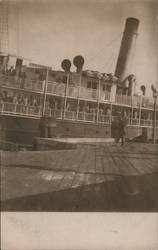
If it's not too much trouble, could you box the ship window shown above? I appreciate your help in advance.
[105,85,111,92]
[56,76,62,83]
[92,82,97,89]
[87,81,91,88]
[51,72,56,77]
[103,85,111,92]
[102,85,106,91]
[87,81,97,89]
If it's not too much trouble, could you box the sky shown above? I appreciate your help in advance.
[2,0,158,94]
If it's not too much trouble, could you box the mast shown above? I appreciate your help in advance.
[0,1,9,54]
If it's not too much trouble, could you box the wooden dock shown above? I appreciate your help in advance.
[1,142,158,211]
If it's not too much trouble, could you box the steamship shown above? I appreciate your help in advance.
[0,17,158,147]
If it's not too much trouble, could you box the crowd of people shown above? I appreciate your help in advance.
[0,89,153,121]
[0,90,40,107]
[0,65,45,91]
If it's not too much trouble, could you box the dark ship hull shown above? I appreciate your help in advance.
[1,115,157,147]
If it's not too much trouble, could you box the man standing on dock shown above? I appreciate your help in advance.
[116,114,127,145]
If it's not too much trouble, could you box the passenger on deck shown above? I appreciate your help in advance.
[31,96,38,106]
[106,108,111,116]
[86,105,90,113]
[134,111,138,119]
[23,95,29,106]
[18,94,24,105]
[19,70,27,88]
[147,113,152,120]
[123,110,128,118]
[13,95,18,105]
[99,108,104,115]
[141,112,145,120]
[66,103,70,111]
[54,100,58,110]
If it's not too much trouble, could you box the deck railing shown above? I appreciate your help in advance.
[85,112,96,122]
[66,86,79,98]
[77,112,86,121]
[25,80,44,92]
[141,96,154,109]
[100,91,110,102]
[0,102,41,117]
[0,75,21,88]
[64,110,77,120]
[46,82,65,96]
[1,102,157,127]
[44,108,62,119]
[130,118,140,126]
[80,87,98,100]
[140,119,153,127]
[1,77,157,108]
[0,75,45,92]
[115,95,132,106]
[98,115,111,124]
[132,96,141,107]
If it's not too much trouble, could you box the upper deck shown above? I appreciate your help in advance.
[0,55,158,129]
[0,68,156,109]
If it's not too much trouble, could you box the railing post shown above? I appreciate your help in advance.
[110,103,112,124]
[153,95,157,144]
[76,101,79,121]
[96,79,100,123]
[62,73,69,119]
[14,104,16,113]
[130,96,134,127]
[42,68,49,116]
[2,103,4,113]
[138,95,142,127]
[84,112,86,121]
[76,73,82,121]
[26,106,29,115]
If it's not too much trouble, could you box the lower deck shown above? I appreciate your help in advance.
[0,114,157,145]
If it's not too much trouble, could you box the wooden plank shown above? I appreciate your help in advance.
[113,156,139,176]
[58,171,76,190]
[127,158,154,174]
[78,150,95,174]
[71,173,87,188]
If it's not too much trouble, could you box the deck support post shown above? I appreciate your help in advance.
[153,95,157,144]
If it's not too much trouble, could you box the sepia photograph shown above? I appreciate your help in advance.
[0,0,158,214]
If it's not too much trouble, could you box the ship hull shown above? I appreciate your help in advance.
[0,115,157,146]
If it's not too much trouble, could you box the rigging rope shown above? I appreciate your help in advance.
[86,32,122,66]
[99,50,117,73]
[129,33,138,77]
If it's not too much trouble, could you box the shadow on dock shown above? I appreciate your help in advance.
[1,172,158,212]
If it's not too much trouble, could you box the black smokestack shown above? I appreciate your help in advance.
[115,17,139,82]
